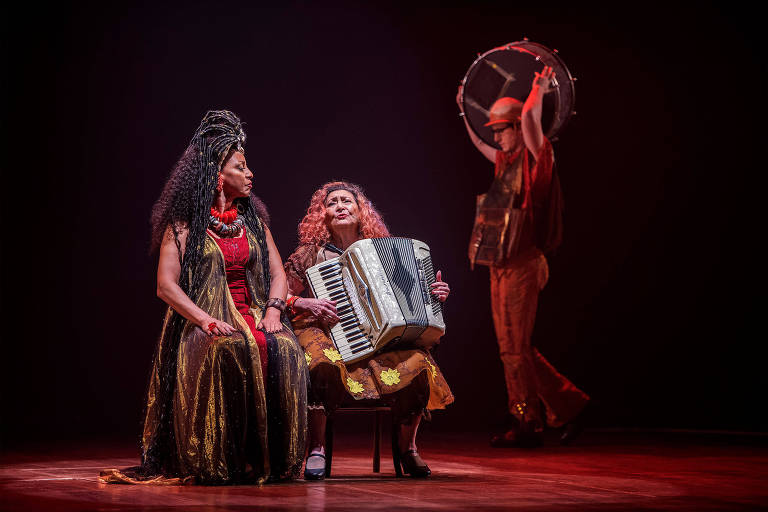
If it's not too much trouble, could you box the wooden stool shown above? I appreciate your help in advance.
[324,404,402,478]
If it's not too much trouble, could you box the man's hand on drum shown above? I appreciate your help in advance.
[295,297,339,325]
[533,65,555,93]
[455,84,464,111]
[430,270,450,303]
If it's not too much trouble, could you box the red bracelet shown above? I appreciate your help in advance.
[208,322,217,332]
[287,295,299,311]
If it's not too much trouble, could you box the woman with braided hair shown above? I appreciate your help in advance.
[100,110,307,485]
[284,181,454,479]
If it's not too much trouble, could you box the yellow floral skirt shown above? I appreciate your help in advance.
[294,324,454,413]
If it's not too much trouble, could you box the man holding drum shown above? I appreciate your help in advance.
[457,67,589,447]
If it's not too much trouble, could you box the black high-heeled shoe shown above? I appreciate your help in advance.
[303,452,326,480]
[400,449,431,478]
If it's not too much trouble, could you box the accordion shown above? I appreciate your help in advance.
[305,237,446,363]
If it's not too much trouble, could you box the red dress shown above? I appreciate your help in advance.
[212,231,269,377]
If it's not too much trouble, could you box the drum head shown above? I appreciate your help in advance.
[460,40,575,146]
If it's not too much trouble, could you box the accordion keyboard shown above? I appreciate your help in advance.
[305,259,375,361]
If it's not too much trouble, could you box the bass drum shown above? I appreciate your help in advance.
[460,40,575,146]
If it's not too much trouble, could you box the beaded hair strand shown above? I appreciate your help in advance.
[181,110,247,299]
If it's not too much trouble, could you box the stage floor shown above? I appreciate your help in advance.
[1,431,766,511]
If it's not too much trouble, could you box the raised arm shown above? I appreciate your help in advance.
[156,224,236,337]
[456,85,497,163]
[521,66,553,158]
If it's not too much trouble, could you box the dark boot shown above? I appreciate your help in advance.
[491,417,542,448]
[559,402,590,446]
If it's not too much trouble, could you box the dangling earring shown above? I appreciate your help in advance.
[216,172,224,192]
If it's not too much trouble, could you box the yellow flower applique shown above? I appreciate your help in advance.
[305,352,312,365]
[426,359,437,379]
[380,368,401,386]
[346,377,364,394]
[323,348,342,363]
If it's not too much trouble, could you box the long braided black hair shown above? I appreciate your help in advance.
[143,110,271,474]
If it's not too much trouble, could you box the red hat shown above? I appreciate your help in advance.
[484,97,523,127]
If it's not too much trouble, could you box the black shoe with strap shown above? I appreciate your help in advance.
[304,452,326,480]
[399,449,431,478]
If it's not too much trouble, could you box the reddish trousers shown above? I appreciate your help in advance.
[490,249,589,428]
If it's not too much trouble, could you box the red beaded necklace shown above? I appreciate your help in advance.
[211,206,238,225]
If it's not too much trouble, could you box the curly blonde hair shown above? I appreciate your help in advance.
[298,181,390,246]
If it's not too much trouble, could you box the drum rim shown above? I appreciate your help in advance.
[460,40,576,143]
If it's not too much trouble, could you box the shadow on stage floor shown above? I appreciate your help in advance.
[1,430,766,511]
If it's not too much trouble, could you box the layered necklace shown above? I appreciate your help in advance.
[209,206,245,237]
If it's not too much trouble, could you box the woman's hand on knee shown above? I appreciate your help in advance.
[258,308,283,333]
[202,317,236,337]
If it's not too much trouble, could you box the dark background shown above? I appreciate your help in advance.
[2,2,765,447]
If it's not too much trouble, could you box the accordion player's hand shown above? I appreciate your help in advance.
[430,270,450,303]
[295,297,339,325]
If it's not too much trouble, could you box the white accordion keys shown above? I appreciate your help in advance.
[305,259,374,361]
